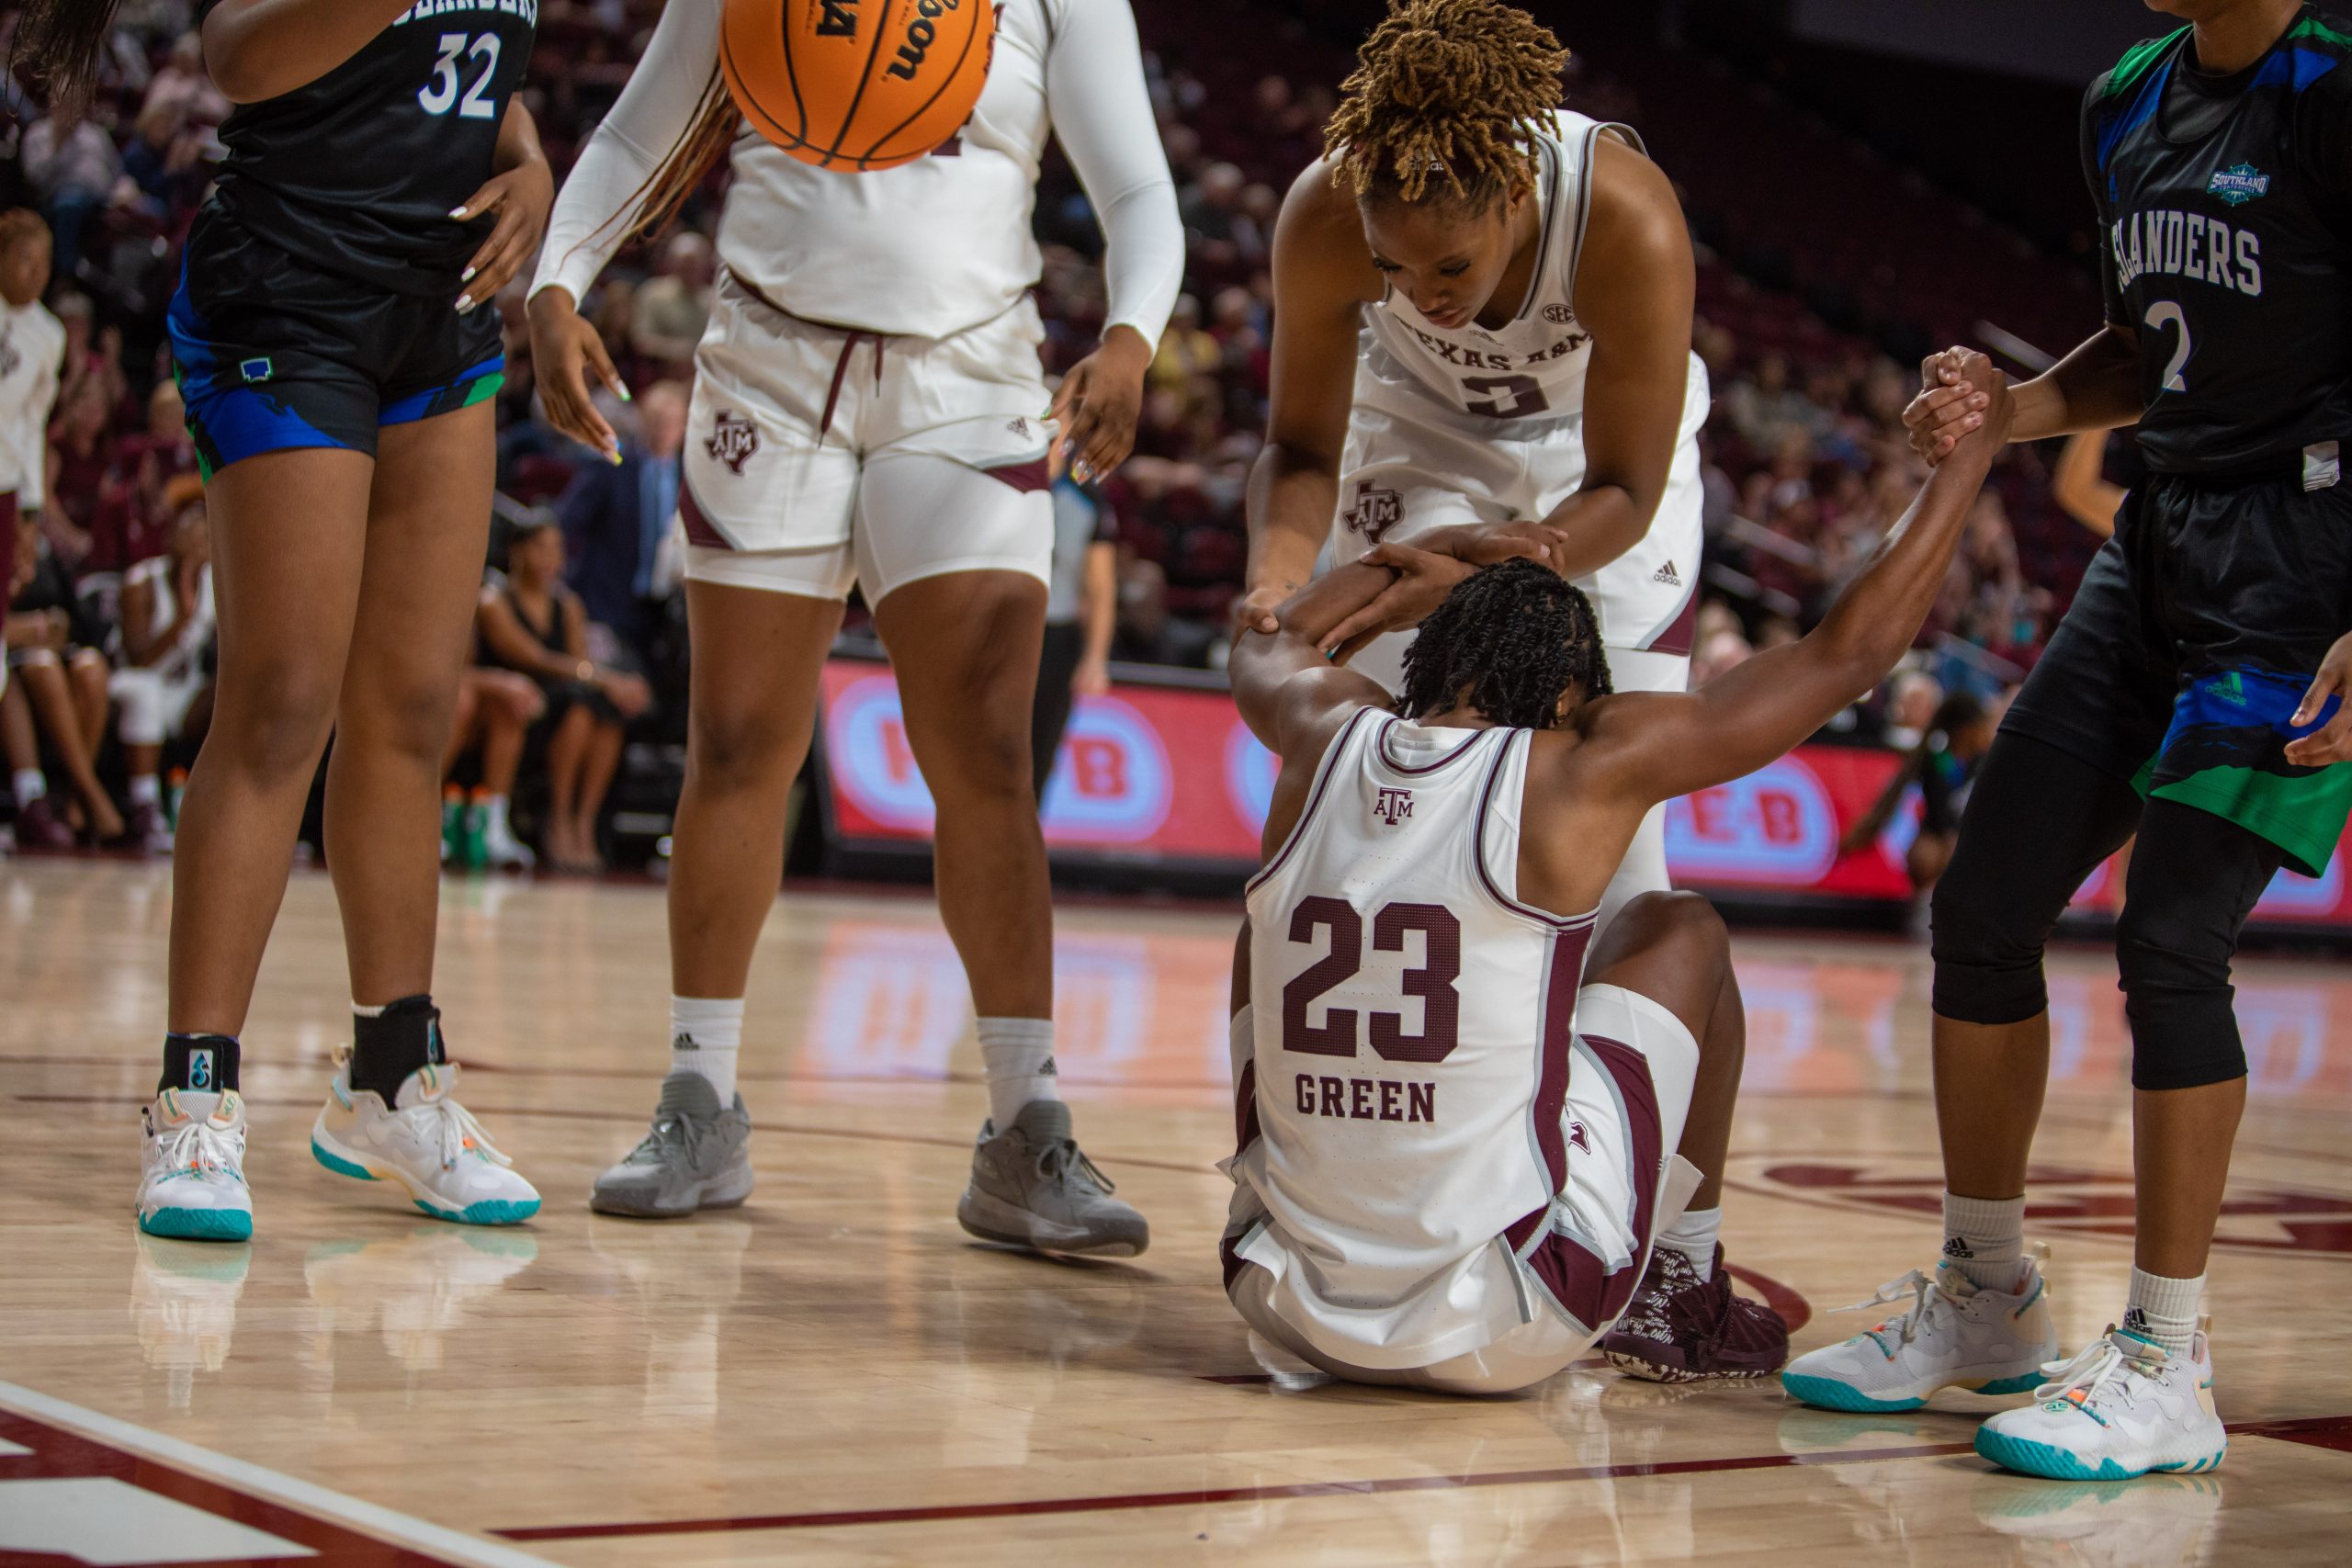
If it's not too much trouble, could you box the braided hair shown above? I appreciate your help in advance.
[1396,559,1611,729]
[1325,0,1568,209]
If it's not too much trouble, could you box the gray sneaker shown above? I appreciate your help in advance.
[956,1100,1148,1258]
[588,1071,754,1219]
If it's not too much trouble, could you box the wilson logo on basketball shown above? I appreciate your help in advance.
[888,0,962,81]
[1344,481,1402,543]
[707,411,760,474]
[1732,1156,2352,1258]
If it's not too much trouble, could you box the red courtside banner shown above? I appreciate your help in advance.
[812,660,2352,925]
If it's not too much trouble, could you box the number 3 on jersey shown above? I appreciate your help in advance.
[420,33,501,119]
[1281,897,1463,1063]
[2143,299,2191,393]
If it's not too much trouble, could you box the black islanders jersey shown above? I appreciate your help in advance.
[194,0,537,295]
[2083,7,2352,475]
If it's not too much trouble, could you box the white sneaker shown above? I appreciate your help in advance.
[311,1050,540,1225]
[136,1089,254,1242]
[1781,1256,2055,1412]
[1975,1326,2227,1482]
[481,817,536,871]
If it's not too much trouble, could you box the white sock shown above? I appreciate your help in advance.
[128,773,161,807]
[1942,1190,2026,1291]
[484,795,513,836]
[1657,1204,1721,1280]
[12,769,45,807]
[2124,1267,2202,1359]
[978,1016,1058,1128]
[670,996,742,1102]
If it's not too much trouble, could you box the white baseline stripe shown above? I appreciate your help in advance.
[0,1381,559,1568]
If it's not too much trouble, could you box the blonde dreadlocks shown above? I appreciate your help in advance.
[1325,0,1568,208]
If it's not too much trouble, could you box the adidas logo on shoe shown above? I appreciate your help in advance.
[1653,559,1681,586]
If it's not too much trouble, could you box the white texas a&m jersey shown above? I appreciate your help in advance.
[1228,710,1599,1368]
[537,0,1182,341]
[1361,110,1645,423]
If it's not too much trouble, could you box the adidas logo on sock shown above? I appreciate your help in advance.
[2123,1305,2151,1334]
[1942,1235,1975,1260]
[1653,559,1681,586]
[1040,1057,1058,1077]
[673,1032,698,1052]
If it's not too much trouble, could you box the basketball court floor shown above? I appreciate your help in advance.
[4,859,2349,1564]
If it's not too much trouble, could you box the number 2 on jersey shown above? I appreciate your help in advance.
[2143,299,2191,393]
[1281,897,1463,1063]
[420,33,501,120]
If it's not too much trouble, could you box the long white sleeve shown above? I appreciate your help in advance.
[0,305,62,510]
[1044,0,1182,344]
[530,0,724,306]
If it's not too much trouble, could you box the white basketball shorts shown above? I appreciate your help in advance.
[679,274,1056,603]
[1225,985,1703,1394]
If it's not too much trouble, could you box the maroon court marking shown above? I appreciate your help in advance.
[0,1407,467,1567]
[2234,1414,2352,1453]
[496,1441,1984,1540]
[492,1407,2352,1541]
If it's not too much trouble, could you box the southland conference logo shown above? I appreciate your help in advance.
[2208,163,2271,206]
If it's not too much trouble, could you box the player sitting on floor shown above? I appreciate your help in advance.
[1216,352,2017,1394]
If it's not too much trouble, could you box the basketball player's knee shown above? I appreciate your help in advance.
[911,712,1034,807]
[1928,855,2049,1024]
[2114,898,2247,1090]
[213,669,335,783]
[690,700,798,788]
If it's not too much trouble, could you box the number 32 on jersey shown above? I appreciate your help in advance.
[420,32,501,118]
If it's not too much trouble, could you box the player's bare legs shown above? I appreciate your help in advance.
[877,562,1147,1257]
[328,401,495,1003]
[587,576,839,1221]
[1931,1014,2049,1204]
[666,581,843,998]
[872,569,1055,1021]
[167,446,374,1035]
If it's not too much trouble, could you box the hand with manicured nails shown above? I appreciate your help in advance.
[2287,630,2352,766]
[526,286,632,465]
[1903,345,1999,466]
[451,155,553,316]
[1317,526,1552,656]
[1048,325,1152,486]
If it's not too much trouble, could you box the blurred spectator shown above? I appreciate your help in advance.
[628,231,716,372]
[85,389,198,577]
[0,212,63,574]
[20,104,124,283]
[110,496,213,852]
[442,667,543,870]
[1881,669,1943,751]
[45,376,113,568]
[5,524,120,845]
[557,378,684,661]
[139,32,229,129]
[1844,690,2001,894]
[1033,474,1117,800]
[476,517,650,874]
[1724,352,1826,453]
[1180,162,1245,276]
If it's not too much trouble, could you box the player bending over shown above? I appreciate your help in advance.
[1217,355,2016,1394]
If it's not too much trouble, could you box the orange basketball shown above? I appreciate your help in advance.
[721,0,995,173]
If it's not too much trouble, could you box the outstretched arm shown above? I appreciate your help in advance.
[1577,355,2013,805]
[1228,562,1401,756]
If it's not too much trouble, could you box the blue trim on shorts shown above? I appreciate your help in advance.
[379,355,505,427]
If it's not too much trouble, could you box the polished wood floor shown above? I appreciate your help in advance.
[4,859,2349,1565]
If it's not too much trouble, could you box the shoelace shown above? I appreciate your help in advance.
[409,1094,515,1172]
[158,1115,244,1186]
[2032,1331,2161,1409]
[1837,1268,1944,1356]
[631,1108,708,1166]
[1036,1138,1115,1195]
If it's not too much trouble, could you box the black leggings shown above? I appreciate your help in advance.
[1929,731,2284,1090]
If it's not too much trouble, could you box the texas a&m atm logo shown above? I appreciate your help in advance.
[1726,1156,2352,1258]
[1342,481,1403,543]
